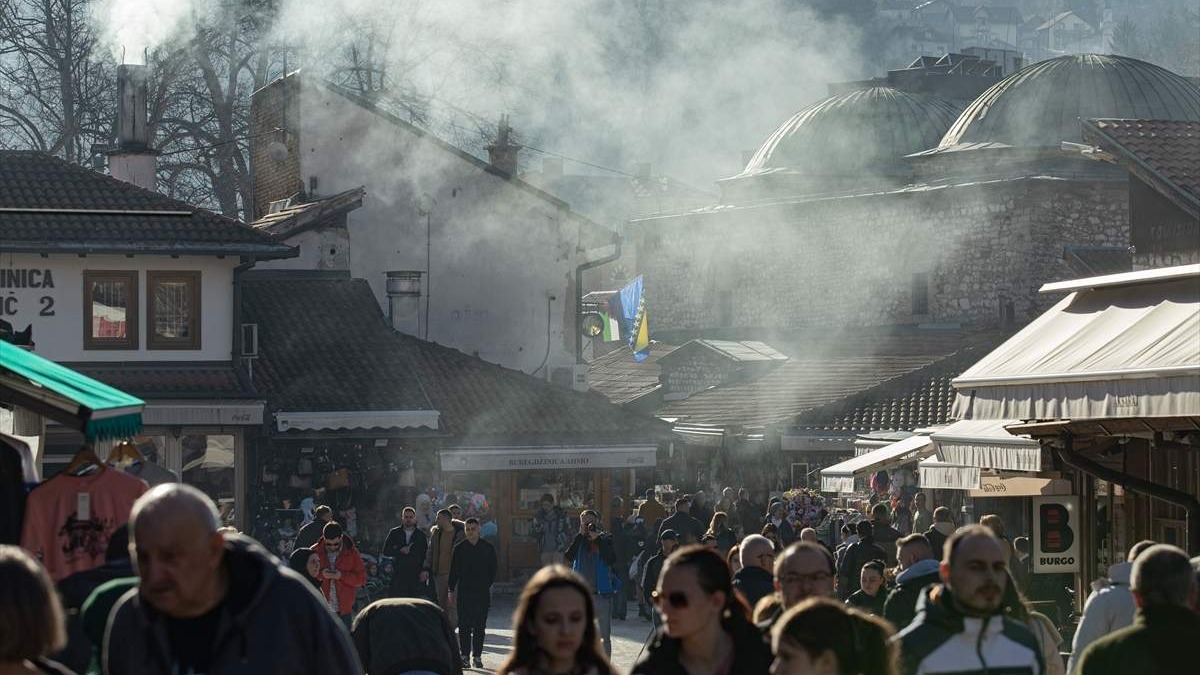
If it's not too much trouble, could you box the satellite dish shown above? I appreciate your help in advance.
[267,141,288,161]
[581,313,604,337]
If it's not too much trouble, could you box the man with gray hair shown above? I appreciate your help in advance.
[1076,544,1198,675]
[1067,539,1157,674]
[103,484,361,674]
[732,534,776,608]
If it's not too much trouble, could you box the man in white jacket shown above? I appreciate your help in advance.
[1066,540,1156,674]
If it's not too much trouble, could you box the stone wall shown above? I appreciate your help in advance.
[632,177,1128,332]
[1134,250,1200,270]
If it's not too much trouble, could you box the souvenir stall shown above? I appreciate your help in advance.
[819,434,936,509]
[0,340,147,583]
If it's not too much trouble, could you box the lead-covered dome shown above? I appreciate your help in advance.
[937,54,1200,152]
[720,87,960,200]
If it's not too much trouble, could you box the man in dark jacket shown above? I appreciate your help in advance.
[732,534,776,609]
[381,506,429,599]
[884,533,942,630]
[658,497,703,545]
[103,484,360,674]
[565,510,619,655]
[1076,544,1199,675]
[893,526,1042,675]
[924,506,954,561]
[641,529,678,627]
[734,488,761,540]
[838,520,887,599]
[447,518,497,670]
[295,504,333,550]
[690,490,714,531]
[871,502,902,565]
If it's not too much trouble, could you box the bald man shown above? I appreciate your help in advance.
[102,484,362,674]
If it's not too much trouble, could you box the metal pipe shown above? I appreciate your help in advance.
[1057,432,1200,555]
[574,230,621,364]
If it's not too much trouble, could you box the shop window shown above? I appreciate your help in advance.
[84,271,138,350]
[147,271,201,350]
[182,434,235,525]
[515,470,596,513]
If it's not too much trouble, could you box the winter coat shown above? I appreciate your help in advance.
[712,527,738,554]
[565,532,618,595]
[924,523,953,562]
[732,565,775,610]
[734,498,761,538]
[102,535,361,675]
[658,512,703,545]
[912,508,933,535]
[1066,561,1136,674]
[423,521,466,576]
[838,538,887,596]
[1075,605,1200,675]
[529,506,571,554]
[631,617,772,675]
[893,585,1043,675]
[381,526,429,596]
[1026,611,1065,675]
[883,558,942,631]
[763,516,797,546]
[447,538,497,597]
[637,498,667,530]
[872,521,902,565]
[295,518,327,550]
[641,551,667,603]
[312,533,368,616]
[351,598,463,675]
[846,588,886,616]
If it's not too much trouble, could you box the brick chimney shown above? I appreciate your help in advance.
[107,64,158,191]
[487,115,522,175]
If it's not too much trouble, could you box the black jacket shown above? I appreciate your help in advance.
[883,565,942,631]
[924,525,948,562]
[846,588,886,616]
[837,538,887,596]
[102,534,361,674]
[447,538,497,597]
[642,552,667,603]
[381,526,428,590]
[732,565,775,610]
[1077,605,1200,675]
[632,617,772,675]
[351,598,463,675]
[294,519,327,550]
[658,512,703,545]
[734,499,761,538]
[872,521,902,565]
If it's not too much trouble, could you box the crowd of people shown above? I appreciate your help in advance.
[3,483,1199,674]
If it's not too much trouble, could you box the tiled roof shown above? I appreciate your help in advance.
[0,151,294,257]
[242,273,667,439]
[1082,119,1200,218]
[588,342,674,405]
[250,187,365,238]
[64,363,251,398]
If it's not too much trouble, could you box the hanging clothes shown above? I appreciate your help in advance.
[21,468,148,581]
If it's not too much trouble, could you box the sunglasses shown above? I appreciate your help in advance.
[650,590,689,609]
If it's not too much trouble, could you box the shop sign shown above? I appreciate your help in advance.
[441,446,657,472]
[1032,495,1080,573]
[968,476,1072,498]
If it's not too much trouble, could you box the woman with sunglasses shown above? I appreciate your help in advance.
[632,545,772,675]
[770,597,898,675]
[496,566,616,675]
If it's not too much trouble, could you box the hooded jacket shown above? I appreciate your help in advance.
[1075,604,1200,675]
[893,585,1043,675]
[351,598,463,675]
[102,535,361,675]
[631,617,772,675]
[883,558,942,631]
[1066,561,1136,674]
[311,533,367,616]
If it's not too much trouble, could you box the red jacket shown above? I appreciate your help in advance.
[310,534,366,615]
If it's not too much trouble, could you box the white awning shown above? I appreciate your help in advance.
[931,419,1042,472]
[143,400,264,426]
[276,410,440,432]
[919,457,982,490]
[820,435,935,493]
[952,265,1200,421]
[440,445,657,472]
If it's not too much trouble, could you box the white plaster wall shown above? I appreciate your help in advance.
[0,253,234,362]
[294,83,580,374]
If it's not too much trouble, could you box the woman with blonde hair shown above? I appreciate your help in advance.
[705,512,737,555]
[771,597,898,675]
[0,545,73,674]
[496,565,616,675]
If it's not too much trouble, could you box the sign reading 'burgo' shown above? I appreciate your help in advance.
[440,446,657,472]
[1032,495,1080,573]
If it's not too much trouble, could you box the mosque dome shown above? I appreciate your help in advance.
[936,54,1200,152]
[720,87,960,200]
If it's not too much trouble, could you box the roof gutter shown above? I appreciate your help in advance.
[575,231,621,365]
[0,241,298,259]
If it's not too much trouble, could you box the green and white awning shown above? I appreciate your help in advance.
[0,341,144,441]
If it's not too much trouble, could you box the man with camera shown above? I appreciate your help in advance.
[564,509,619,656]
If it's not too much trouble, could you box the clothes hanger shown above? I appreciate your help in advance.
[108,440,144,464]
[62,444,105,477]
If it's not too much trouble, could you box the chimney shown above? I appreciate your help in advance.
[542,157,563,179]
[385,271,424,337]
[107,64,158,191]
[487,115,522,175]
